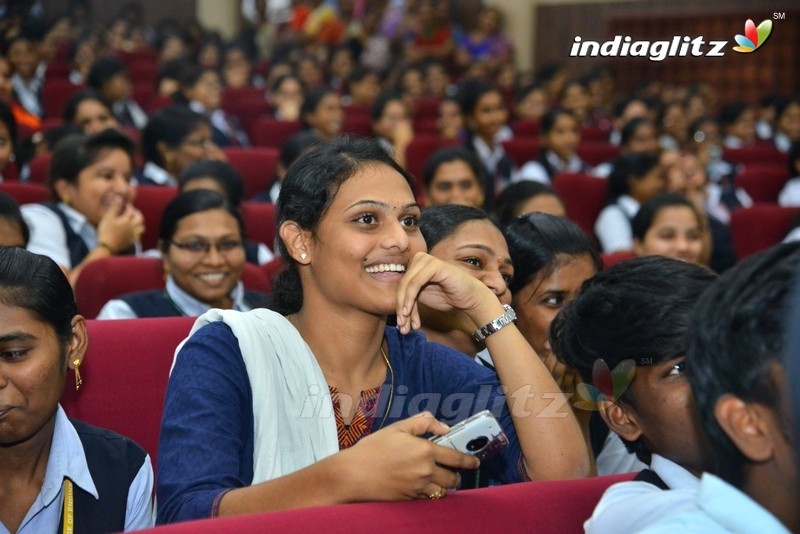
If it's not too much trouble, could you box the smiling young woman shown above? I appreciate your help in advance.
[419,203,512,359]
[20,129,145,286]
[96,190,267,319]
[156,138,590,524]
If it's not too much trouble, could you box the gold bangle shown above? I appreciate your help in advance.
[98,241,115,255]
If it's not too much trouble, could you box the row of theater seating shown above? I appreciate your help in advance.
[60,313,634,533]
[2,175,795,265]
[0,180,277,251]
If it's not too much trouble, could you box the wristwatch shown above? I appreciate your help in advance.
[472,304,517,343]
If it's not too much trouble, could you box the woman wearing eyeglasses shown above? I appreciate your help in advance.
[96,190,267,319]
[137,105,226,187]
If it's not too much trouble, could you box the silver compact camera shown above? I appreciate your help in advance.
[430,410,508,461]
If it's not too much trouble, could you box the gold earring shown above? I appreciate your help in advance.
[73,359,82,391]
[63,195,70,207]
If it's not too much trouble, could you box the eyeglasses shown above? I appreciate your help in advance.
[181,137,216,149]
[169,240,243,255]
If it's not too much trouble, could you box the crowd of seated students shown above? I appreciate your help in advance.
[0,1,799,532]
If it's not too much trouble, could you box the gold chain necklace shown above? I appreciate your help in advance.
[377,344,394,430]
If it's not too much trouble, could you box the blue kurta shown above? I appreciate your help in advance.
[156,322,527,524]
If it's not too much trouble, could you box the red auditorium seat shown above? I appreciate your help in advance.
[0,181,51,204]
[45,62,71,80]
[551,172,609,239]
[133,186,179,251]
[115,48,158,67]
[601,250,637,268]
[137,473,634,533]
[259,256,287,294]
[577,142,619,167]
[132,81,156,109]
[404,136,459,197]
[74,256,269,319]
[128,61,158,87]
[512,119,541,138]
[223,147,279,199]
[502,138,539,167]
[27,153,52,184]
[413,117,439,136]
[723,146,788,167]
[250,118,302,148]
[241,201,277,250]
[42,80,84,119]
[729,204,799,260]
[735,164,790,203]
[2,161,18,181]
[144,94,174,113]
[342,114,373,137]
[61,316,195,470]
[343,103,371,118]
[413,97,441,119]
[580,125,611,142]
[219,86,271,132]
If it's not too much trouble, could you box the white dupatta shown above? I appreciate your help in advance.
[172,308,339,483]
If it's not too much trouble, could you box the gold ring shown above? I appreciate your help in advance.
[428,487,445,500]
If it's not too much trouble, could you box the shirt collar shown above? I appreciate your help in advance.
[58,202,98,249]
[545,150,584,173]
[696,473,789,533]
[189,101,208,114]
[142,162,178,186]
[165,274,250,316]
[40,405,98,506]
[617,195,640,218]
[472,135,505,173]
[650,454,700,491]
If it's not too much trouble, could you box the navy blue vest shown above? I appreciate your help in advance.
[57,419,148,534]
[42,203,136,267]
[43,203,89,268]
[119,289,269,318]
[633,468,670,490]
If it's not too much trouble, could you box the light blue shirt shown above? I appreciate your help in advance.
[641,472,789,533]
[22,202,143,269]
[586,454,699,533]
[0,406,154,533]
[22,202,97,269]
[594,194,640,253]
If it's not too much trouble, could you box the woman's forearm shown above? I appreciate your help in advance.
[479,319,591,480]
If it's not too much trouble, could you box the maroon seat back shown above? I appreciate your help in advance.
[138,473,635,533]
[250,118,302,148]
[61,316,196,470]
[74,256,269,319]
[735,164,790,203]
[404,136,459,200]
[133,186,179,251]
[241,201,277,250]
[0,181,51,204]
[724,146,788,167]
[730,205,799,260]
[551,172,609,238]
[28,153,53,184]
[223,147,279,199]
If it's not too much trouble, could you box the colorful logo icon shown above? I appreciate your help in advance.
[733,19,773,53]
[573,359,635,411]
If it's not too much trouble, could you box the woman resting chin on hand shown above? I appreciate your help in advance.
[156,138,589,524]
